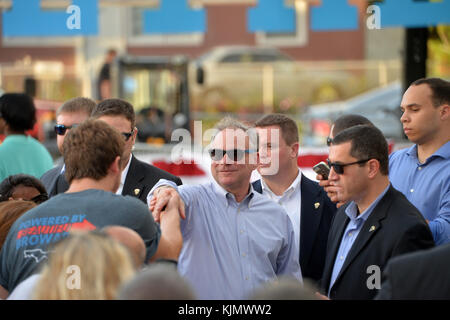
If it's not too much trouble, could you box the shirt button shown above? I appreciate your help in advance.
[245,276,249,281]
[242,253,246,257]
[240,230,244,234]
[418,167,422,171]
[348,233,352,237]
[340,256,344,260]
[410,189,414,193]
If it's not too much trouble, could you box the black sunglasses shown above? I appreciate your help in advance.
[326,137,333,146]
[209,149,256,161]
[54,124,78,136]
[122,130,134,141]
[30,193,49,204]
[327,158,370,175]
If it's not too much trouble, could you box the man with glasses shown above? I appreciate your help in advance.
[147,117,302,299]
[317,115,375,208]
[320,79,450,246]
[91,99,182,204]
[319,125,434,300]
[41,97,96,197]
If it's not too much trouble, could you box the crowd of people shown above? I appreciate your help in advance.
[0,77,448,300]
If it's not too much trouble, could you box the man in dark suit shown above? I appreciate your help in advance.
[319,125,434,300]
[91,99,182,203]
[41,97,97,197]
[375,244,450,300]
[253,114,336,283]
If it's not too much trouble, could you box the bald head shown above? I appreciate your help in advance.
[117,263,196,300]
[102,226,146,267]
[249,276,318,300]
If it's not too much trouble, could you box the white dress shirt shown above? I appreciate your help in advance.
[260,170,302,259]
[115,155,132,195]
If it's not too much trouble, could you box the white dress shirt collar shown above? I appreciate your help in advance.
[261,169,302,200]
[116,155,132,195]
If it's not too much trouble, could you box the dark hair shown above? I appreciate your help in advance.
[332,125,389,175]
[0,200,36,250]
[0,174,47,202]
[411,78,450,108]
[57,97,96,117]
[62,119,125,183]
[0,93,36,132]
[332,114,374,137]
[254,113,299,145]
[91,99,135,128]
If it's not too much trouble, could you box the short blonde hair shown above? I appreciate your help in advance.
[33,231,136,300]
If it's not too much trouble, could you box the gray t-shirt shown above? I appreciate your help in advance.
[0,189,160,292]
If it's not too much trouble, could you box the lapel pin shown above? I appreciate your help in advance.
[369,226,376,232]
[314,202,320,209]
[134,188,140,196]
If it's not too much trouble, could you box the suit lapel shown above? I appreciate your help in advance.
[47,166,65,197]
[56,173,69,194]
[323,209,350,290]
[47,173,60,197]
[300,175,323,266]
[332,187,393,287]
[122,155,145,198]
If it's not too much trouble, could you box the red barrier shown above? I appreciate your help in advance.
[152,160,207,177]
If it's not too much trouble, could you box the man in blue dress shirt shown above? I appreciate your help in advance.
[389,78,450,245]
[149,117,302,299]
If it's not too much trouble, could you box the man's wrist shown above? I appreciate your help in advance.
[155,186,173,196]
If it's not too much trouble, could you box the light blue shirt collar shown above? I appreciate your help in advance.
[406,141,450,164]
[345,184,391,224]
[211,179,255,208]
[329,183,390,295]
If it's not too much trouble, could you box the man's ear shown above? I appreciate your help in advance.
[109,156,122,174]
[367,159,380,179]
[440,104,449,121]
[291,142,299,158]
[132,126,138,144]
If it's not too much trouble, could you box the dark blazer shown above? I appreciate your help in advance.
[122,155,182,204]
[41,155,182,204]
[320,185,435,300]
[252,174,337,283]
[40,165,68,197]
[375,244,450,300]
